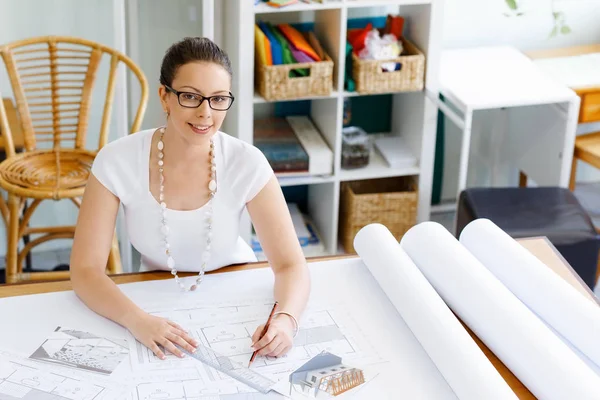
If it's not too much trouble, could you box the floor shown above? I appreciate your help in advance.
[2,182,600,291]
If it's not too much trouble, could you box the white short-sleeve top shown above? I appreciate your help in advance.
[91,128,273,272]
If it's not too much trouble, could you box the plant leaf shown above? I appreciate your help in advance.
[505,0,518,10]
[549,26,559,38]
[553,11,565,22]
[561,25,572,34]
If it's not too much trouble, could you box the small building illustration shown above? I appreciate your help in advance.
[289,352,365,397]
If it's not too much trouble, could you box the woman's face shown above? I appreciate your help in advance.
[159,61,232,146]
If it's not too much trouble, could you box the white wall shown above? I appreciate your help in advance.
[127,0,205,131]
[443,0,600,50]
[439,0,600,201]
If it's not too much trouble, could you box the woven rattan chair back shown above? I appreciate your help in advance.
[0,35,148,157]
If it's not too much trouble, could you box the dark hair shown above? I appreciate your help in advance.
[159,37,232,87]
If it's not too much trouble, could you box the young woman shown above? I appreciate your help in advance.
[70,37,310,361]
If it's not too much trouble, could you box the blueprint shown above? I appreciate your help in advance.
[129,367,283,400]
[0,350,127,400]
[29,327,128,375]
[128,298,277,372]
[127,298,386,396]
[193,307,377,384]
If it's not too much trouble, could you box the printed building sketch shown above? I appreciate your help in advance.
[143,298,276,324]
[129,301,277,372]
[29,326,129,375]
[129,300,384,397]
[131,368,283,400]
[0,351,124,400]
[289,352,365,398]
[196,308,370,383]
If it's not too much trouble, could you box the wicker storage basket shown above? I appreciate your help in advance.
[339,176,418,253]
[256,53,334,101]
[352,36,425,94]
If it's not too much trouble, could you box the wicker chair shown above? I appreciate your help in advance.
[0,36,148,283]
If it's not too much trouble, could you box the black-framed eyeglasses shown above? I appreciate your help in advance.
[165,85,235,111]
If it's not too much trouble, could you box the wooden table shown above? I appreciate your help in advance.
[0,237,596,399]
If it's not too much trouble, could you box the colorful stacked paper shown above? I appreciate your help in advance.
[255,22,322,74]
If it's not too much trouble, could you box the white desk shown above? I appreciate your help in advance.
[531,51,600,90]
[432,46,581,205]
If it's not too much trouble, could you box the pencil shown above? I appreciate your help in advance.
[248,301,279,367]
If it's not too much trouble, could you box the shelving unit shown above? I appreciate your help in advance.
[219,0,443,256]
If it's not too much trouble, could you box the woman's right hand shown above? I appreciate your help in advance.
[125,311,198,359]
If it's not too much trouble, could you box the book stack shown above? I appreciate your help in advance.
[254,116,333,177]
[254,118,308,175]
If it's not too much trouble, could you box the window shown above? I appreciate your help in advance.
[311,376,317,383]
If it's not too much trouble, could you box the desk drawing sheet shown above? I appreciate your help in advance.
[0,350,127,400]
[114,254,460,399]
[127,299,277,372]
[129,367,282,400]
[127,299,385,397]
[28,327,128,375]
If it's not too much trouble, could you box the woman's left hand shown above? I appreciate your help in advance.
[250,314,295,358]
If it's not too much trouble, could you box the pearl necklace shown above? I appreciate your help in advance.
[157,126,217,292]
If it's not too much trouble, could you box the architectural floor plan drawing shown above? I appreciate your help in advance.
[29,327,129,375]
[130,367,284,400]
[0,350,127,400]
[128,299,279,372]
[196,307,382,385]
[128,299,386,397]
[144,298,276,326]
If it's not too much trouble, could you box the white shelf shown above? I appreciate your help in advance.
[278,174,336,187]
[253,1,343,14]
[221,0,443,255]
[339,146,419,181]
[344,89,423,97]
[254,90,339,103]
[345,0,432,7]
